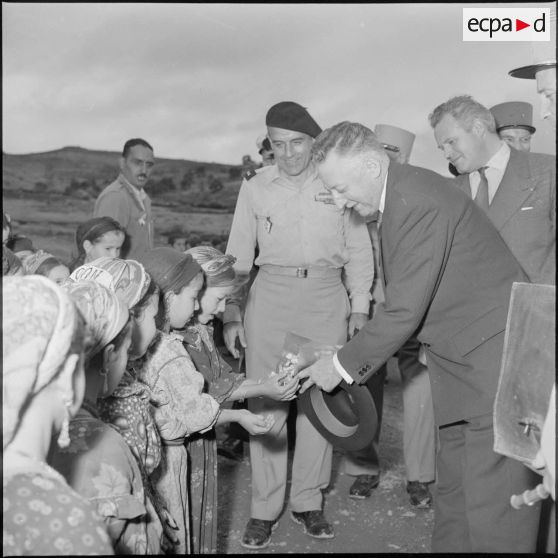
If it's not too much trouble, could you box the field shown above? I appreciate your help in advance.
[4,190,234,263]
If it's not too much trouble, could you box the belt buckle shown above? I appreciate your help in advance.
[296,267,308,278]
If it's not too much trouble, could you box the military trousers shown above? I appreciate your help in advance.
[244,266,350,520]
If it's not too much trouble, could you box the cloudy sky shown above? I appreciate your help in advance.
[2,2,555,175]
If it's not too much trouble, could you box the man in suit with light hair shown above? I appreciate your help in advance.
[430,95,555,286]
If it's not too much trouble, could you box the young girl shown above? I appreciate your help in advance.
[179,245,299,553]
[50,281,164,554]
[21,250,70,285]
[3,276,114,556]
[68,256,162,476]
[136,247,274,554]
[70,217,125,271]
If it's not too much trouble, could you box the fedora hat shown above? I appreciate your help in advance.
[509,6,556,79]
[277,331,378,451]
[298,378,378,451]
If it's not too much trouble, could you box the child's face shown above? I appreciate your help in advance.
[172,238,187,252]
[104,326,133,396]
[85,231,125,262]
[130,293,159,360]
[168,273,204,329]
[47,264,70,286]
[197,285,233,325]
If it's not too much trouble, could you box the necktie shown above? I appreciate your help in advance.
[474,166,489,212]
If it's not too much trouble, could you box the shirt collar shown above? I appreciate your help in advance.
[273,162,319,187]
[379,172,388,214]
[483,141,510,172]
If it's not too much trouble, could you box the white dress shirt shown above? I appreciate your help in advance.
[468,142,510,204]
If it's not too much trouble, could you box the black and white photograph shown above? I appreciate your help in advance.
[2,2,556,555]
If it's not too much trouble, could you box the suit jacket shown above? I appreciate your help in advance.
[337,162,528,426]
[454,148,555,285]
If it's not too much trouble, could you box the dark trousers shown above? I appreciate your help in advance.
[433,413,542,553]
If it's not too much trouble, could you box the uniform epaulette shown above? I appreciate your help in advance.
[244,169,257,181]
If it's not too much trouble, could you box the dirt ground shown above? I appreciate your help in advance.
[216,360,435,554]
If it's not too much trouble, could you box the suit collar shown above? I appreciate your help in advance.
[487,148,536,230]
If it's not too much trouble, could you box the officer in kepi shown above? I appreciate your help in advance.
[490,101,536,152]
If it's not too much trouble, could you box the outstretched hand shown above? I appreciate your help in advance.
[296,354,342,394]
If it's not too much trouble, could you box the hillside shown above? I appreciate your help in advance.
[2,146,256,212]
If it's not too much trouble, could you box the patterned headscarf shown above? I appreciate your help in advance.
[63,281,130,358]
[67,256,150,309]
[3,276,79,449]
[136,247,201,294]
[185,246,237,288]
[20,249,59,275]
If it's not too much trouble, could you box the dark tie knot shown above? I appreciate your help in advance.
[478,166,489,178]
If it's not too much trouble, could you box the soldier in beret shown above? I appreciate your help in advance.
[223,101,374,548]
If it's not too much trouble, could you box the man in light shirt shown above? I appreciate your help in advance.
[297,120,541,553]
[430,95,555,285]
[94,138,155,260]
[224,102,374,549]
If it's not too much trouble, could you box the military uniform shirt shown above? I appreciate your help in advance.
[224,164,374,322]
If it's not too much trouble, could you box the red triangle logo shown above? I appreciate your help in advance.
[516,19,530,31]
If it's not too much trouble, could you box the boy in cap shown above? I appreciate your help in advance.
[490,101,536,152]
[223,101,374,548]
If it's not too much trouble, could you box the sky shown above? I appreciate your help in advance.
[2,2,555,176]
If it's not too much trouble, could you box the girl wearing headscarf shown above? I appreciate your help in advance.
[49,281,164,554]
[21,249,70,285]
[67,257,178,551]
[3,276,114,556]
[136,248,275,553]
[69,217,126,272]
[179,246,297,553]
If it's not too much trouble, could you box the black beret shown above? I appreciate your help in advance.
[266,101,322,138]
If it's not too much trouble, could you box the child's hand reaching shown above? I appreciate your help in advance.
[237,410,275,435]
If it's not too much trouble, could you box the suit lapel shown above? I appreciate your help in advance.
[488,150,536,231]
[454,174,471,197]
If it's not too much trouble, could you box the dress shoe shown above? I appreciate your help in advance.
[406,481,433,508]
[290,510,334,539]
[241,518,278,549]
[349,474,380,499]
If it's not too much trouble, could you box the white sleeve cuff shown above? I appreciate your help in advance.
[333,352,354,384]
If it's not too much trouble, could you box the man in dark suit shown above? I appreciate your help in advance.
[297,121,542,553]
[430,95,555,286]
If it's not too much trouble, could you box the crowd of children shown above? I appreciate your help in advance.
[3,212,296,555]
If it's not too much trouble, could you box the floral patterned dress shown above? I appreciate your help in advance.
[137,331,221,555]
[49,405,164,554]
[3,456,114,556]
[176,323,245,554]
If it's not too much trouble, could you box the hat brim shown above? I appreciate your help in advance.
[299,380,378,451]
[497,124,536,134]
[508,62,556,79]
